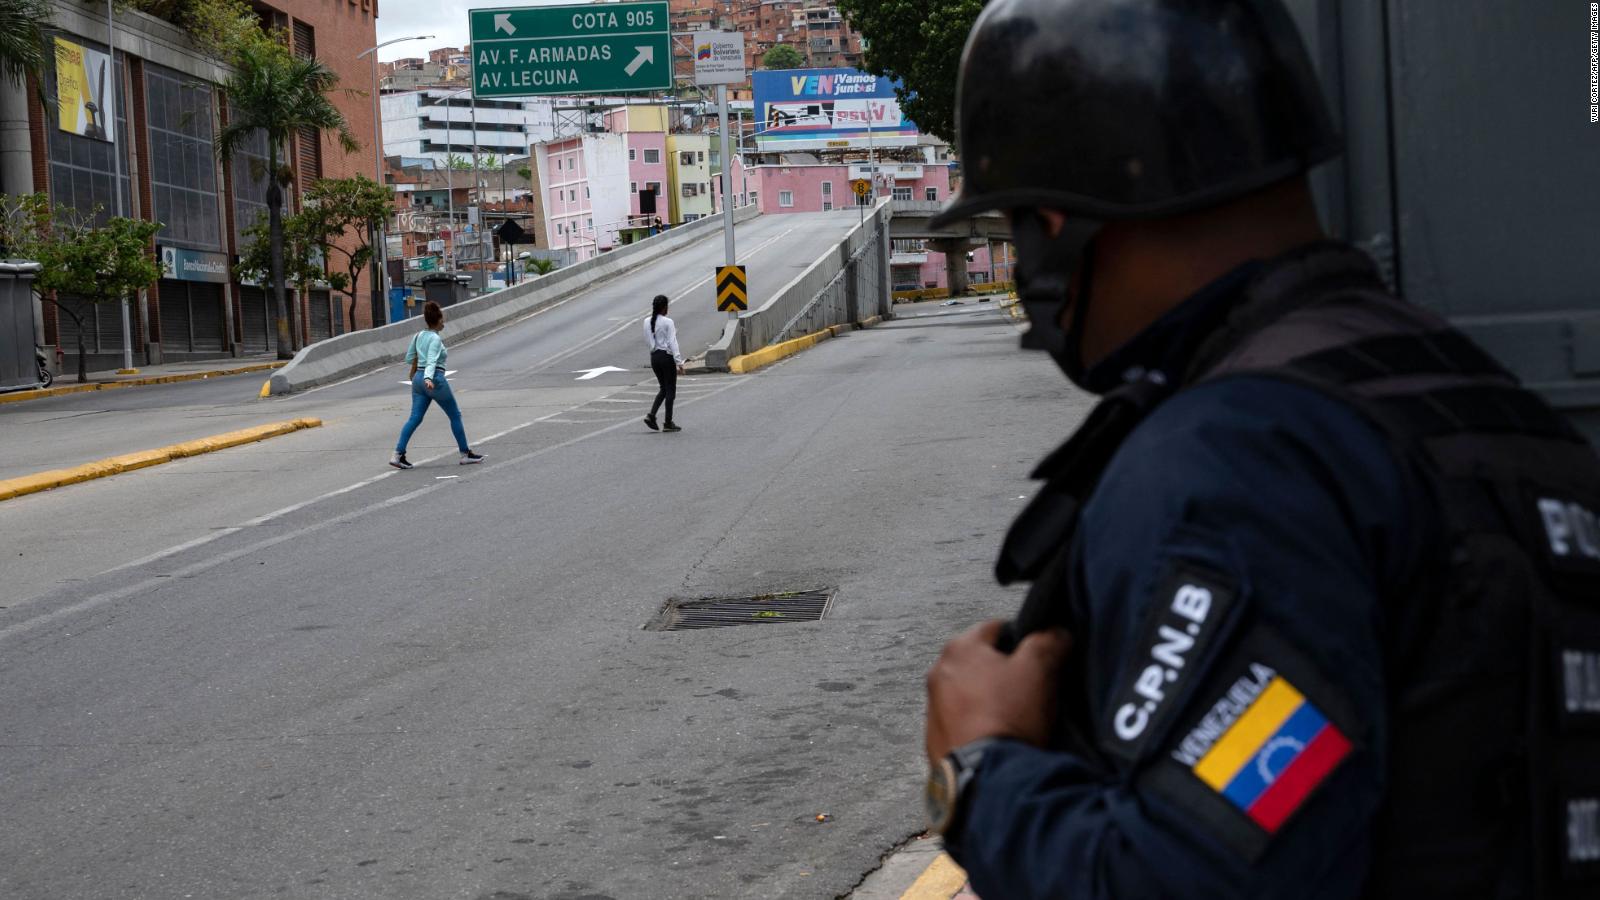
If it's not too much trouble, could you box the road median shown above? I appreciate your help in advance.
[0,418,322,502]
[0,362,287,406]
[727,316,884,374]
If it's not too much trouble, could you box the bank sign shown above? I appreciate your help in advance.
[468,2,671,98]
[753,68,917,152]
[160,246,229,284]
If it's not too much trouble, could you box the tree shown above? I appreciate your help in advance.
[217,33,358,359]
[125,0,260,61]
[446,154,470,171]
[235,206,322,310]
[1,194,161,383]
[0,0,51,170]
[761,44,805,70]
[481,153,499,170]
[293,176,390,333]
[835,0,984,143]
[528,258,556,276]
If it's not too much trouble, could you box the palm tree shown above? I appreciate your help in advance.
[0,0,49,90]
[217,35,357,359]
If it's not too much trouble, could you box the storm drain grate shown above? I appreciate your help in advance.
[647,588,836,631]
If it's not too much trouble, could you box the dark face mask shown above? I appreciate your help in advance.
[1011,211,1102,388]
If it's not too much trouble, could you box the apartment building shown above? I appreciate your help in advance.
[380,89,555,169]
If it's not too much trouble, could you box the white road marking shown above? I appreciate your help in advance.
[574,366,628,380]
[0,376,752,640]
[398,369,457,386]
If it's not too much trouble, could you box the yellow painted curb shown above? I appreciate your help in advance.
[727,316,888,375]
[259,380,271,399]
[900,853,968,900]
[0,361,287,406]
[0,418,322,503]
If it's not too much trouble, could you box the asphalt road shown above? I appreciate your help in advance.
[0,292,1091,898]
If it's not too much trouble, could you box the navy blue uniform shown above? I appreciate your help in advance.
[946,264,1432,898]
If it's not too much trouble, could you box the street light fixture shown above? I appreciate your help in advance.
[357,34,434,327]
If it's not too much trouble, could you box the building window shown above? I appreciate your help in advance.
[821,182,832,195]
[631,182,638,193]
[779,190,794,208]
[643,149,661,164]
[569,189,576,200]
[629,148,637,161]
[585,186,590,198]
[227,99,272,249]
[679,151,694,166]
[145,63,221,250]
[44,39,131,226]
[697,151,705,162]
[646,181,662,195]
[892,186,913,201]
[925,186,938,201]
[749,191,758,206]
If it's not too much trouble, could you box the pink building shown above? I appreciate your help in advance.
[603,106,672,224]
[742,160,1004,291]
[531,132,631,260]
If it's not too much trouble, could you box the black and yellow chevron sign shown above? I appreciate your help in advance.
[716,265,748,312]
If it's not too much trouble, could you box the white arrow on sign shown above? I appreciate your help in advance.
[574,366,628,381]
[494,13,515,35]
[623,46,653,77]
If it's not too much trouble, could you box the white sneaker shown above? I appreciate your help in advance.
[460,450,485,465]
[389,452,413,470]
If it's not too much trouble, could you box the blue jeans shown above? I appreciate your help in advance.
[396,371,470,454]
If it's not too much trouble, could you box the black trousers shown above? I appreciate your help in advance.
[650,349,677,422]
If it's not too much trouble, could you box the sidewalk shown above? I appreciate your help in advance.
[1,354,285,403]
[849,836,980,900]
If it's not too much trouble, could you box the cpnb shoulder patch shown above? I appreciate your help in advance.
[1173,665,1352,834]
[1102,564,1238,762]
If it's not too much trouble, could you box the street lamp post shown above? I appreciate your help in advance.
[357,34,433,329]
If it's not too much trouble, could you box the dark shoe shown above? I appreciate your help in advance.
[389,452,413,470]
[460,450,485,465]
[644,414,659,431]
[663,422,682,432]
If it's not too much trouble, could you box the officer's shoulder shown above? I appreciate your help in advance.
[1110,373,1408,497]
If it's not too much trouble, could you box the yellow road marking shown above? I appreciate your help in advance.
[900,853,968,900]
[0,418,322,502]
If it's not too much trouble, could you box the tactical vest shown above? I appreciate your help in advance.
[996,244,1600,898]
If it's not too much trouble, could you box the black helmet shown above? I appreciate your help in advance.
[931,0,1341,227]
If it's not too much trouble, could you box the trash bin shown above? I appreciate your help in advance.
[419,274,472,309]
[0,260,42,391]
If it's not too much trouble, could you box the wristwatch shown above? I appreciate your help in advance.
[925,738,997,837]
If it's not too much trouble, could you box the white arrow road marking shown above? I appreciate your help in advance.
[399,369,457,385]
[623,46,653,77]
[494,13,515,34]
[574,366,628,380]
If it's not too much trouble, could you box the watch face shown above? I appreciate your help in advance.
[925,760,955,833]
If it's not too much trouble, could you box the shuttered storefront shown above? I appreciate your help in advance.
[308,289,332,343]
[157,280,226,357]
[239,285,278,355]
[55,295,128,372]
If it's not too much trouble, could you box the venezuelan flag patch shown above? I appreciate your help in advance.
[1188,674,1352,833]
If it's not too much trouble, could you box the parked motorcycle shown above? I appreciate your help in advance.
[35,346,52,388]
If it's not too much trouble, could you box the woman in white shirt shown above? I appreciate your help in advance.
[643,294,683,432]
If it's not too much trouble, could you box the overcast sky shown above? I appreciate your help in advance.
[375,0,579,61]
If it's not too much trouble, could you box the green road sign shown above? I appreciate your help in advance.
[468,2,671,98]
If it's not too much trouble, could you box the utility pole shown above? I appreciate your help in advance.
[470,95,488,293]
[717,81,735,319]
[106,0,132,371]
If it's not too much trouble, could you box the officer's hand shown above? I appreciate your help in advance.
[925,620,1070,764]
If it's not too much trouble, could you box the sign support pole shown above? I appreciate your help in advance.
[106,0,132,371]
[718,83,736,319]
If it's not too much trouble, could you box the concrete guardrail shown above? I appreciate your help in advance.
[704,200,892,371]
[267,204,762,394]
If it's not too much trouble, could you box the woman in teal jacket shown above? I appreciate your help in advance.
[390,301,485,469]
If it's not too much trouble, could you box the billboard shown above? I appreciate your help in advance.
[752,68,916,151]
[54,37,114,143]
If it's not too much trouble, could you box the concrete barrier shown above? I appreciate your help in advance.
[705,200,892,371]
[267,205,762,394]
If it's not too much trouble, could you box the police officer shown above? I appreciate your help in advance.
[920,1,1600,898]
